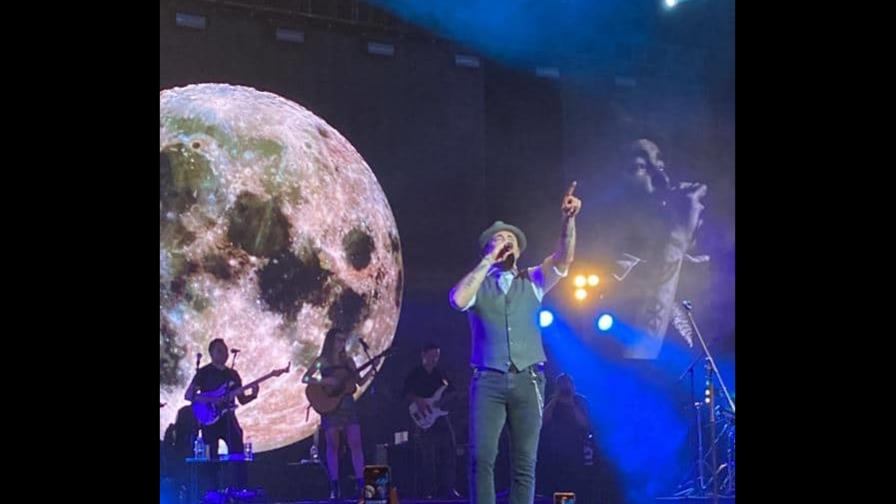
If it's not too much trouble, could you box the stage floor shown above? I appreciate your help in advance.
[269,499,549,504]
[269,498,551,504]
[267,498,735,504]
[268,498,734,504]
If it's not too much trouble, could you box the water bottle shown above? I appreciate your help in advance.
[194,432,205,460]
[244,437,254,461]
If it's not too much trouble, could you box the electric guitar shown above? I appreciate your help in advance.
[409,379,452,429]
[191,362,291,426]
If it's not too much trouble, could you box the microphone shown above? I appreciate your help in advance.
[492,243,514,271]
[682,300,693,311]
[652,165,702,194]
[662,178,705,194]
[494,243,512,259]
[653,167,674,192]
[231,348,241,354]
[500,252,516,270]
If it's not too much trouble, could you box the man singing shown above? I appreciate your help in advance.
[449,183,582,504]
[613,138,708,358]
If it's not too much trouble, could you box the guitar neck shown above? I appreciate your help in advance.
[356,347,392,373]
[232,372,277,395]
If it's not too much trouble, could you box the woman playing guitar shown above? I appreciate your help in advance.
[302,328,382,500]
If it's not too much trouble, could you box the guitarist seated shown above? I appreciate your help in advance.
[402,342,461,499]
[184,338,258,484]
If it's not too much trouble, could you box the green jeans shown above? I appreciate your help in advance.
[469,365,546,504]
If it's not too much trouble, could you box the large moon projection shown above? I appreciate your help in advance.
[160,84,403,452]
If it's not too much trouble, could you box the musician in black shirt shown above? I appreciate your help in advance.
[403,342,460,498]
[184,338,258,486]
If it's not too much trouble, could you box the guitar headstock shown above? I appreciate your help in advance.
[358,347,393,371]
[273,361,292,377]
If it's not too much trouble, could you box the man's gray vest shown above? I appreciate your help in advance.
[468,270,546,371]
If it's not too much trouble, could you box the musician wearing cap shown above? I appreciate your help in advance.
[449,183,582,504]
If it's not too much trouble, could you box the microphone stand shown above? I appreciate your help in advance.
[678,354,703,382]
[358,338,378,394]
[671,301,735,503]
[685,303,735,415]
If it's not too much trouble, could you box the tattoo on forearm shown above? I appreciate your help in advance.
[557,219,576,262]
[460,261,490,291]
